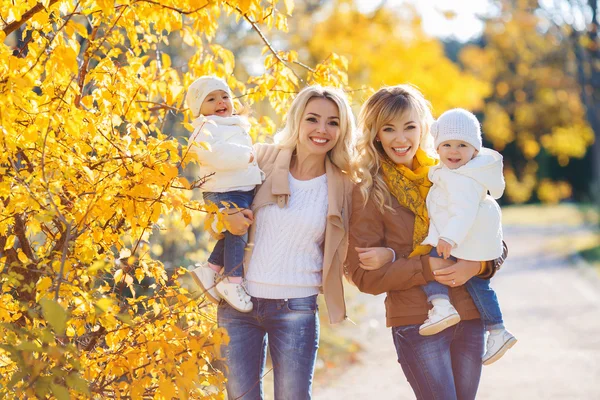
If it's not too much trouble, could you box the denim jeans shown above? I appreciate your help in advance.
[422,248,504,330]
[217,295,319,400]
[203,190,254,278]
[392,319,485,400]
[466,277,504,330]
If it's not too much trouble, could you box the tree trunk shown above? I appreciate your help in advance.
[572,0,600,206]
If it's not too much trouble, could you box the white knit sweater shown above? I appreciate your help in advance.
[246,173,328,299]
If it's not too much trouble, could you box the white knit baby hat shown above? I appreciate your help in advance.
[431,108,482,151]
[185,76,231,118]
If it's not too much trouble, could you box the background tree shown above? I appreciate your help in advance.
[302,0,492,113]
[460,0,596,203]
[0,0,348,398]
[2,0,598,398]
[540,0,600,204]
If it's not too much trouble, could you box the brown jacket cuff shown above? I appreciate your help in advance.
[478,241,509,279]
[420,255,435,283]
[477,261,495,279]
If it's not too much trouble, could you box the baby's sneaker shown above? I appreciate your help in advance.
[419,301,461,336]
[216,278,253,312]
[189,263,220,304]
[482,329,517,366]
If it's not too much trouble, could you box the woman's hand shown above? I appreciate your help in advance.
[433,259,480,287]
[429,256,453,272]
[356,247,394,270]
[223,208,254,235]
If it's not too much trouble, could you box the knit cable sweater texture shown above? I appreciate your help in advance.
[246,173,328,299]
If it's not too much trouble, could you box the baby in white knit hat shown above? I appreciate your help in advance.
[185,76,263,313]
[419,108,517,365]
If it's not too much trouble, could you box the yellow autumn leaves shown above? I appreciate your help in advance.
[1,0,596,398]
[460,2,594,203]
[0,1,337,399]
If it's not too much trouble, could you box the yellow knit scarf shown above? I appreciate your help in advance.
[381,148,438,258]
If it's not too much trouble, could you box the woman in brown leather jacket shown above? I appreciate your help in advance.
[345,84,506,400]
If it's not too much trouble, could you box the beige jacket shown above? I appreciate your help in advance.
[244,143,353,324]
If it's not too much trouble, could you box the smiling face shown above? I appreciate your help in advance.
[437,140,478,169]
[199,90,233,117]
[296,97,341,157]
[376,108,422,168]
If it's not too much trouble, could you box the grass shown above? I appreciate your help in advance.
[546,230,600,265]
[502,203,600,275]
[502,203,599,226]
[580,244,600,273]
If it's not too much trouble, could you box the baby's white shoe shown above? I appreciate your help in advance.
[482,329,517,365]
[189,263,220,304]
[216,279,253,312]
[419,300,461,336]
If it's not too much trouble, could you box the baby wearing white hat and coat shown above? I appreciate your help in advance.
[419,108,517,366]
[185,76,263,313]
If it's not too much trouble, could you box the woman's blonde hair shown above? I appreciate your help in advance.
[274,85,356,172]
[352,84,435,212]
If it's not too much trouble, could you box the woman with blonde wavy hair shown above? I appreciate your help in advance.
[345,84,506,400]
[214,85,355,399]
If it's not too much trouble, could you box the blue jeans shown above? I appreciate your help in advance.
[392,319,485,400]
[203,190,254,278]
[217,295,319,400]
[422,249,504,330]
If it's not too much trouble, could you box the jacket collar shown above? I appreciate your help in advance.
[271,148,293,196]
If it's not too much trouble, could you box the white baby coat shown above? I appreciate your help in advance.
[188,115,263,192]
[422,148,505,261]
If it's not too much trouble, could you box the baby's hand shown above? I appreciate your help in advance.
[249,153,254,163]
[356,247,394,270]
[436,239,453,259]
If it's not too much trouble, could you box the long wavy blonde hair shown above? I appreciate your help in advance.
[274,85,356,173]
[352,84,435,212]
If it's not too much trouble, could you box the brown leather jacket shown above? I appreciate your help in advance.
[344,185,506,327]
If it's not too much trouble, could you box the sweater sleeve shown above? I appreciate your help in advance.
[439,174,484,246]
[189,122,252,171]
[345,187,436,295]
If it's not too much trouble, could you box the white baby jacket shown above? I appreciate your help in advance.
[422,148,505,261]
[188,115,264,192]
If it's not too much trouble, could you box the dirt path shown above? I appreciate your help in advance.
[313,224,600,399]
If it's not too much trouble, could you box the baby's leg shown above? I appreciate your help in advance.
[208,239,224,273]
[422,281,450,304]
[213,190,255,312]
[419,285,460,336]
[425,247,455,306]
[466,277,517,365]
[217,230,253,312]
[218,190,254,283]
[223,231,247,283]
[419,249,461,336]
[465,277,503,330]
